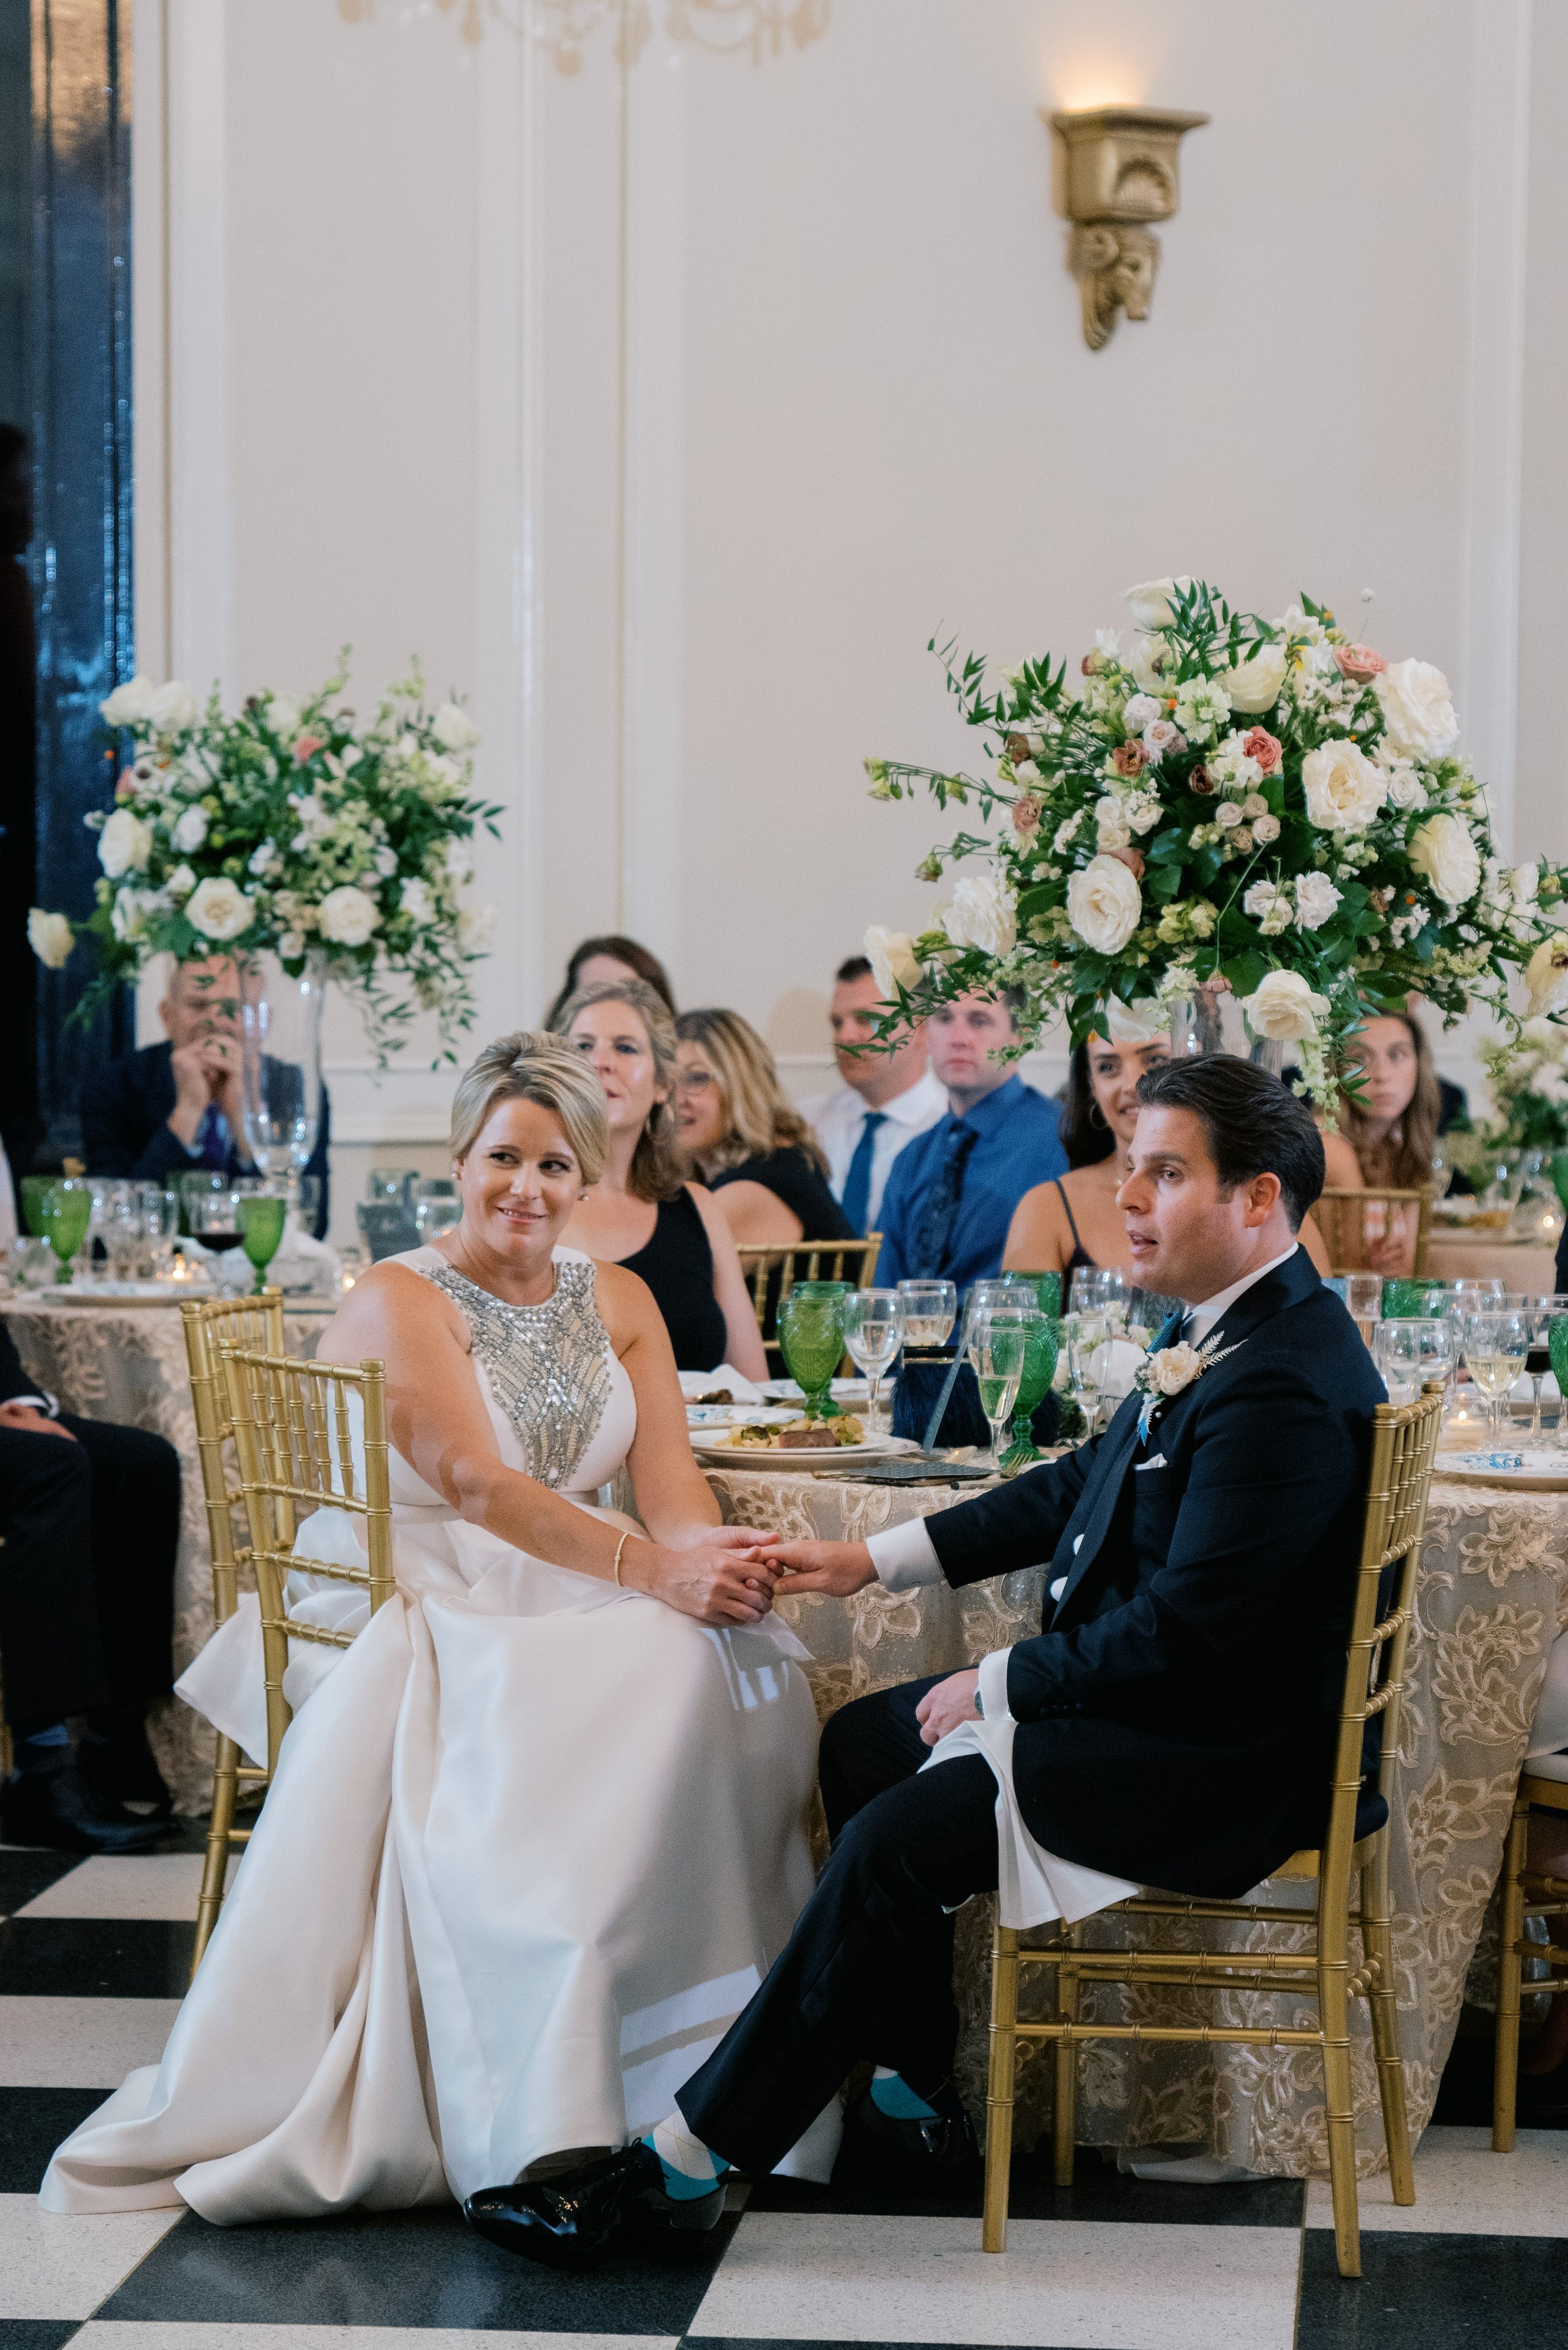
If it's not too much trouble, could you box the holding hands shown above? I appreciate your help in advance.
[751,1539,879,1597]
[628,1522,786,1627]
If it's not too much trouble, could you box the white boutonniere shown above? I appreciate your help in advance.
[1135,1333,1244,1440]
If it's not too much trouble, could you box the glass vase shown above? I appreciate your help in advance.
[238,951,326,1186]
[1168,985,1290,1079]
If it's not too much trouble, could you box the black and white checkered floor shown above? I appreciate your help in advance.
[3,1835,1565,2350]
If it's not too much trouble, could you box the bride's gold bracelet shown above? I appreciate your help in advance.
[613,1530,633,1587]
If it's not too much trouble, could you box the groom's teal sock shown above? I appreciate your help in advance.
[869,2065,940,2121]
[643,2112,731,2201]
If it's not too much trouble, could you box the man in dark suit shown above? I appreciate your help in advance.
[80,956,330,1236]
[464,1054,1387,2267]
[0,1319,181,1855]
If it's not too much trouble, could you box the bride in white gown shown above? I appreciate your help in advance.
[44,1033,826,2223]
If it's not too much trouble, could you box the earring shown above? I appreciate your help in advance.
[1089,1101,1108,1130]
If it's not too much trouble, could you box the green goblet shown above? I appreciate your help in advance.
[236,1190,288,1295]
[998,1268,1063,1319]
[997,1308,1059,1474]
[776,1281,850,1421]
[38,1178,91,1284]
[19,1176,55,1239]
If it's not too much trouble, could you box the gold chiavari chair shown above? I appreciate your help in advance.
[1492,1767,1568,2149]
[981,1382,1444,2281]
[1312,1186,1434,1279]
[181,1289,288,1974]
[219,1343,395,1785]
[736,1236,882,1369]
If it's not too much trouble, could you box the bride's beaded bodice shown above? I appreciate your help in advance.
[411,1251,616,1493]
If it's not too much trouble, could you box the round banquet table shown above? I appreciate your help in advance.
[706,1458,1568,2179]
[3,1290,334,1813]
[1426,1231,1560,1293]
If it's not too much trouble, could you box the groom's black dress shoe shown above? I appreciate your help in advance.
[842,2078,979,2173]
[0,1762,174,1856]
[464,2141,725,2270]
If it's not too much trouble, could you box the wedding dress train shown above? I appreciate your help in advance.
[43,1247,825,2221]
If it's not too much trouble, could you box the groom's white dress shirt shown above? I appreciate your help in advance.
[797,1068,948,1232]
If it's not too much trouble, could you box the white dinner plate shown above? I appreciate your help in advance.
[693,1430,903,1469]
[1438,1448,1568,1491]
[31,1282,212,1306]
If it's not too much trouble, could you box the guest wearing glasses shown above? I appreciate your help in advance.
[797,956,946,1237]
[543,934,675,1034]
[675,1010,854,1249]
[553,979,766,1379]
[873,990,1066,1293]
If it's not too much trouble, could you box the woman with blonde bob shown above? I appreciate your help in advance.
[45,1032,826,2226]
[675,1007,855,1247]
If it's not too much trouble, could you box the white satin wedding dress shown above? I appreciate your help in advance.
[43,1246,825,2221]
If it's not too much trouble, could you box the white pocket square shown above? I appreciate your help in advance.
[1134,1453,1168,1471]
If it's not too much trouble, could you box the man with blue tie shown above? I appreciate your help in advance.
[872,988,1067,1289]
[798,956,946,1237]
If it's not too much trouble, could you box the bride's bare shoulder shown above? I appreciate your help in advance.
[314,1259,470,1366]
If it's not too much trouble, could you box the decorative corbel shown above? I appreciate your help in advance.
[1048,105,1209,351]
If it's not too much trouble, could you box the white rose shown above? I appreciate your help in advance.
[171,805,208,854]
[1124,576,1192,631]
[942,865,1017,956]
[457,904,497,955]
[186,876,255,943]
[168,864,197,899]
[430,701,481,753]
[1293,872,1343,931]
[1145,1340,1204,1395]
[263,696,301,739]
[1122,694,1162,729]
[1240,968,1330,1044]
[1128,634,1168,693]
[1301,739,1385,831]
[445,837,475,885]
[1386,768,1427,812]
[1243,881,1281,920]
[100,676,156,729]
[399,877,433,924]
[27,908,74,968]
[1066,854,1142,955]
[1408,812,1481,907]
[865,925,923,995]
[1525,936,1568,1020]
[1125,791,1163,835]
[1374,658,1459,760]
[1512,861,1540,906]
[1251,813,1281,844]
[1103,994,1166,1045]
[315,885,383,948]
[278,931,305,961]
[1217,641,1288,714]
[98,807,154,878]
[1094,797,1132,851]
[1142,718,1185,764]
[145,680,200,736]
[1214,801,1241,829]
[111,887,156,943]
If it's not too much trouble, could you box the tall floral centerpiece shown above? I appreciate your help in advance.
[28,659,501,1058]
[863,580,1568,1094]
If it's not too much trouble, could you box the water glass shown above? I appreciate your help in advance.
[998,1269,1062,1319]
[9,1236,56,1289]
[776,1281,850,1421]
[1374,1316,1454,1408]
[1066,1310,1110,1435]
[1346,1274,1383,1350]
[38,1179,92,1283]
[235,1185,290,1294]
[967,1311,1029,1472]
[1460,1303,1531,1442]
[1071,1265,1128,1325]
[842,1289,904,1434]
[413,1179,463,1243]
[367,1168,418,1206]
[896,1279,957,1348]
[994,1305,1058,1473]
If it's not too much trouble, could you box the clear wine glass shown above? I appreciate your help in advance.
[1374,1316,1454,1409]
[896,1279,957,1349]
[967,1311,1029,1473]
[842,1288,904,1436]
[1066,1310,1109,1436]
[1460,1304,1530,1444]
[1071,1264,1128,1327]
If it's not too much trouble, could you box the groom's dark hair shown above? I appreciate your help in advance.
[1133,1054,1326,1230]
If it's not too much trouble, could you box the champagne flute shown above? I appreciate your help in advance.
[1461,1305,1530,1444]
[842,1288,904,1436]
[896,1280,957,1348]
[968,1312,1029,1473]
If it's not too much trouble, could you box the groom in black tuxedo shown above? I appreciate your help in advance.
[466,1054,1385,2265]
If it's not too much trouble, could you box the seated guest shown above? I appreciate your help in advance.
[797,955,946,1236]
[44,1032,818,2225]
[873,988,1067,1293]
[554,978,766,1379]
[543,933,675,1033]
[675,1008,854,1248]
[0,1318,180,1855]
[1002,1028,1170,1303]
[1315,1010,1439,1274]
[80,956,331,1237]
[464,1057,1385,2265]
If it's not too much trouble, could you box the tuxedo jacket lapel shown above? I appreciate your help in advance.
[1049,1401,1144,1617]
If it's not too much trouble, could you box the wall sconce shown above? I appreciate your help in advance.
[1047,104,1209,351]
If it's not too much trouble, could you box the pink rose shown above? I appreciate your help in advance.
[292,733,326,763]
[1011,794,1042,842]
[114,766,139,802]
[1111,740,1147,778]
[1241,726,1283,775]
[1334,643,1387,682]
[1108,844,1145,881]
[1081,651,1106,677]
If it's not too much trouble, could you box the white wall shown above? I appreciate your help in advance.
[135,0,1563,1232]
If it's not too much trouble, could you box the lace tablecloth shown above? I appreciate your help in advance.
[707,1462,1568,2178]
[5,1292,333,1813]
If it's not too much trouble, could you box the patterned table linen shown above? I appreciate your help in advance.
[5,1294,332,1813]
[707,1465,1568,2178]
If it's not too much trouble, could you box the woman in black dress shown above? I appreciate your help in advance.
[553,980,766,1378]
[673,1008,856,1248]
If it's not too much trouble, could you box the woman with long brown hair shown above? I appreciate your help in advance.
[1316,1010,1440,1273]
[674,1008,855,1248]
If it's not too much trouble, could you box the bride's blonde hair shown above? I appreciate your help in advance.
[449,1030,610,1183]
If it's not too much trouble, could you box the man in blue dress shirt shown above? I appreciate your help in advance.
[874,989,1066,1291]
